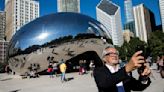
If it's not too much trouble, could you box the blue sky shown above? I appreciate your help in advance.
[0,0,161,26]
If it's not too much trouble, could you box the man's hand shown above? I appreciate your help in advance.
[125,51,145,73]
[141,64,151,76]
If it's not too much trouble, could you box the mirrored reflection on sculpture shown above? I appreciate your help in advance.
[7,12,112,75]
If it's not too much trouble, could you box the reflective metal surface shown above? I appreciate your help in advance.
[7,12,111,75]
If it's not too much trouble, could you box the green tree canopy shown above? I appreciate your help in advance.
[117,30,164,63]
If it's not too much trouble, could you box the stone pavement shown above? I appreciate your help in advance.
[0,64,163,92]
[0,72,97,92]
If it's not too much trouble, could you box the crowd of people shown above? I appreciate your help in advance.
[47,58,68,83]
[47,58,95,83]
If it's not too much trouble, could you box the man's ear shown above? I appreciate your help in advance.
[102,57,106,64]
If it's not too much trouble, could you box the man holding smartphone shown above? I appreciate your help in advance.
[93,45,151,92]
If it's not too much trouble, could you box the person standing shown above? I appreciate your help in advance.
[53,62,58,77]
[89,60,95,77]
[79,60,83,75]
[94,46,151,92]
[47,63,53,78]
[59,59,67,82]
[5,65,12,74]
[158,55,164,78]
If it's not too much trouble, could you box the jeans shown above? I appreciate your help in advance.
[61,72,66,81]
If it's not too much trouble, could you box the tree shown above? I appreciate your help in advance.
[117,37,146,61]
[148,31,164,62]
[116,41,129,60]
[117,31,163,63]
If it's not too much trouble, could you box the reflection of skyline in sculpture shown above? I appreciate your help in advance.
[10,13,110,50]
[7,12,112,75]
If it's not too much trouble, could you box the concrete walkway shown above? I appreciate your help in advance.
[0,64,163,92]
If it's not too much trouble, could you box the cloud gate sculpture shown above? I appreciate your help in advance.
[7,12,112,75]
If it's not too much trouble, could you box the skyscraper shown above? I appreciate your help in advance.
[124,21,135,34]
[0,41,9,63]
[57,0,80,13]
[96,0,124,46]
[133,4,154,43]
[5,0,9,5]
[124,0,134,23]
[0,11,7,64]
[159,0,164,32]
[5,0,39,41]
[124,0,135,35]
[0,11,5,41]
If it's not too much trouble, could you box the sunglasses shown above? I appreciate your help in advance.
[105,52,119,56]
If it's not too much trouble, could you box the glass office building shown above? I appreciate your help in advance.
[124,21,135,35]
[159,0,164,32]
[124,0,134,23]
[7,13,111,75]
[124,0,135,35]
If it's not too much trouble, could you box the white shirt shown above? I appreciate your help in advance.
[105,64,124,86]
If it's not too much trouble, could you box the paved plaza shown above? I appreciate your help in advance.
[0,64,164,92]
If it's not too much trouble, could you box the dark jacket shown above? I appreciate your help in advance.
[93,65,151,92]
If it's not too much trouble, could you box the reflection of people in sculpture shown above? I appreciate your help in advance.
[101,37,106,44]
[94,46,151,92]
[79,60,83,75]
[82,60,87,74]
[89,60,95,77]
[5,65,12,74]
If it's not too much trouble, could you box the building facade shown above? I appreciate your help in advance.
[123,29,134,42]
[96,0,123,46]
[159,0,164,32]
[5,0,39,41]
[124,0,134,23]
[124,0,135,35]
[124,21,135,35]
[133,4,153,43]
[57,0,80,13]
[0,41,9,63]
[0,11,6,41]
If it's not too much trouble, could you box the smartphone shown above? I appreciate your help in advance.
[135,45,146,75]
[135,45,145,57]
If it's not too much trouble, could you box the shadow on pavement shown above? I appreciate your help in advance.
[0,78,12,81]
[66,77,74,82]
[9,89,21,92]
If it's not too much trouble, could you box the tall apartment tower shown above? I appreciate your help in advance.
[0,11,6,41]
[5,0,40,41]
[124,0,135,35]
[159,0,164,32]
[96,0,124,47]
[133,4,154,43]
[57,0,80,13]
[0,41,9,63]
[0,11,7,63]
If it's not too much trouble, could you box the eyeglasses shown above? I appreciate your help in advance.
[105,52,119,56]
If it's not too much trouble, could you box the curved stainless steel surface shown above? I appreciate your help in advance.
[7,12,111,75]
